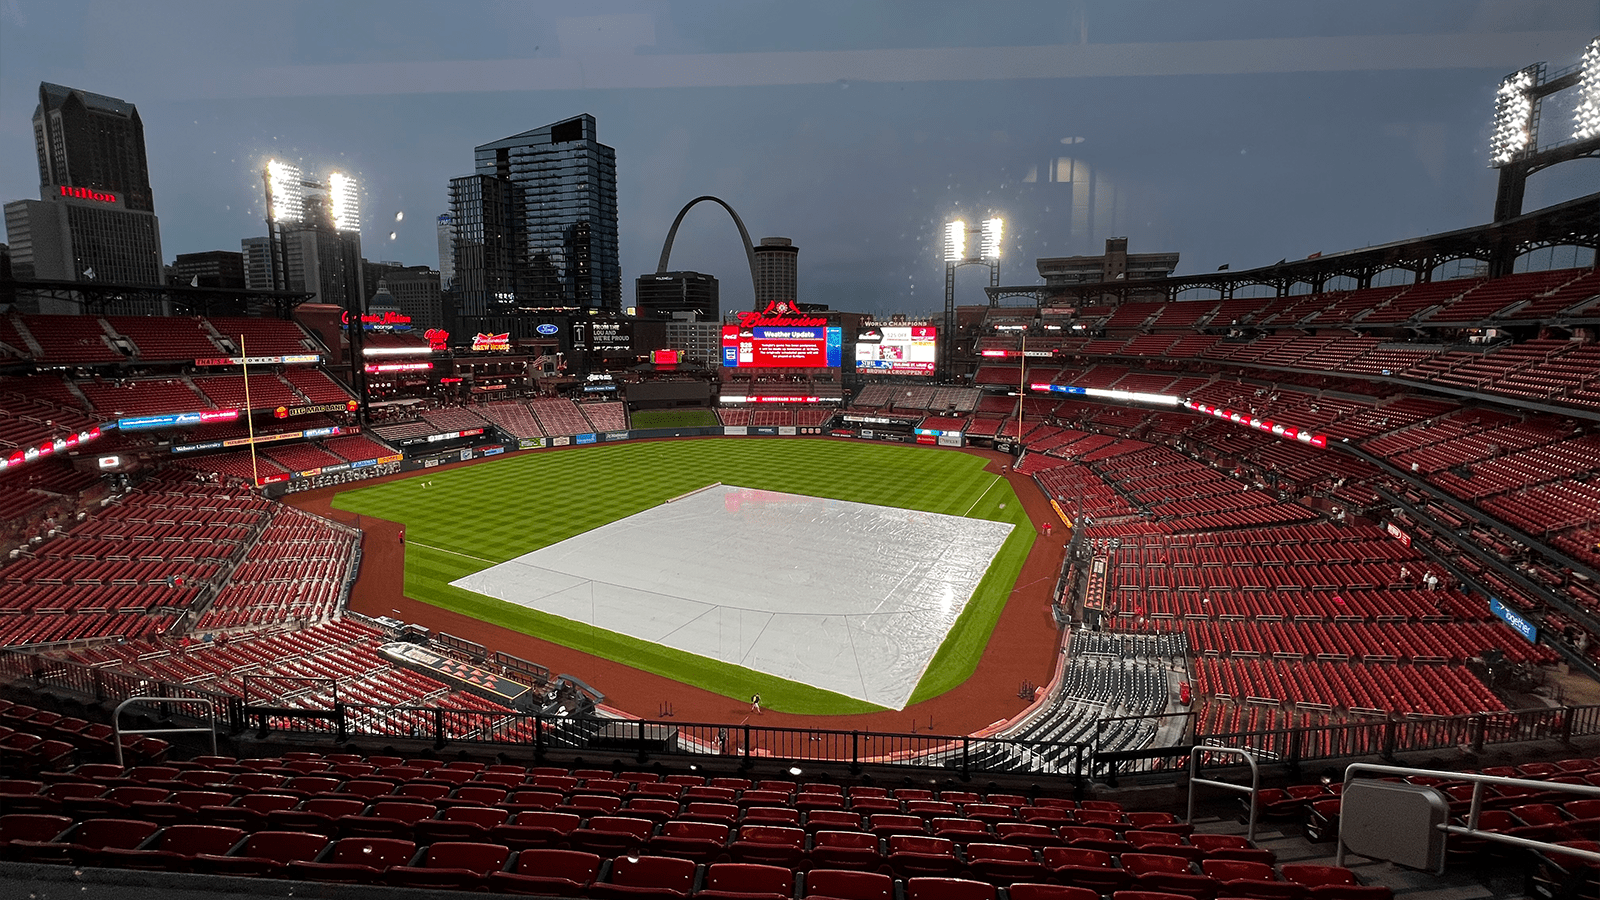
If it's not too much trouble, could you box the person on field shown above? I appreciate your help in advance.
[750,693,762,715]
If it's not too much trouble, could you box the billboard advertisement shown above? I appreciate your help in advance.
[721,324,842,368]
[855,326,937,374]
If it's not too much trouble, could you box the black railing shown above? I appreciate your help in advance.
[233,703,1087,782]
[1156,705,1587,778]
[7,645,1599,785]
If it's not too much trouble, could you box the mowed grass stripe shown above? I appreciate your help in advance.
[333,439,1033,714]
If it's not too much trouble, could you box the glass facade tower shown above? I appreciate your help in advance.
[471,114,620,312]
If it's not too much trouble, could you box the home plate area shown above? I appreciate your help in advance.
[449,485,1013,709]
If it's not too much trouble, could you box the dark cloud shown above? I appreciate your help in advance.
[2,1,1595,316]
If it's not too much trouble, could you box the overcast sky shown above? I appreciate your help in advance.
[2,1,1596,316]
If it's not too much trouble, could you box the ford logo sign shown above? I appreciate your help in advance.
[536,323,559,335]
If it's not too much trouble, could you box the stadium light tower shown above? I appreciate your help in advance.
[261,161,368,421]
[1577,37,1600,142]
[262,159,304,292]
[942,217,1003,379]
[1488,36,1600,232]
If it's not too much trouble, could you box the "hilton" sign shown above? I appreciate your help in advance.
[58,185,118,204]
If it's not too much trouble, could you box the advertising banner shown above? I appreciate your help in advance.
[1489,598,1537,643]
[855,325,937,374]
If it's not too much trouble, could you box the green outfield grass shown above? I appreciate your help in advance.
[627,409,721,429]
[331,439,1034,714]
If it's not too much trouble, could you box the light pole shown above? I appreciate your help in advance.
[942,217,1002,380]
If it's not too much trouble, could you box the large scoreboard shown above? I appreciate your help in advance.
[720,304,842,368]
[721,324,842,367]
[854,325,937,374]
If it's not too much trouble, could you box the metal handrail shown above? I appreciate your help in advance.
[1337,762,1600,869]
[1188,744,1261,841]
[113,696,219,766]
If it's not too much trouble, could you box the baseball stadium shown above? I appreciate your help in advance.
[1,27,1600,900]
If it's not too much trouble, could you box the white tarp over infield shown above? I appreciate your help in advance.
[450,484,1014,709]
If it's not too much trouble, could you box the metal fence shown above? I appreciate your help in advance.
[6,644,1597,784]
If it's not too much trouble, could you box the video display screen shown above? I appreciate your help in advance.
[721,325,843,367]
[855,326,937,374]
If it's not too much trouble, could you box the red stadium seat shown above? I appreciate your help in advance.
[697,862,797,900]
[385,840,510,891]
[285,837,417,884]
[804,868,894,900]
[592,853,698,899]
[489,848,603,896]
[811,829,884,871]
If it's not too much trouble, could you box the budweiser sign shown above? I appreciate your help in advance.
[735,300,828,328]
[471,332,511,351]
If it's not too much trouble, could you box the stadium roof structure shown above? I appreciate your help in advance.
[986,191,1600,308]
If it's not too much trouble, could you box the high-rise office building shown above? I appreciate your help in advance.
[465,113,621,312]
[753,236,798,307]
[3,82,164,292]
[635,270,719,320]
[383,266,443,331]
[436,213,456,292]
[447,173,524,334]
[241,237,274,290]
[172,250,245,288]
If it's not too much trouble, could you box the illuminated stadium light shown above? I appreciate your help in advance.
[264,159,304,223]
[364,361,433,373]
[1030,382,1180,407]
[944,220,965,262]
[329,171,360,233]
[362,345,433,357]
[1490,66,1539,166]
[981,217,1003,260]
[1576,37,1600,142]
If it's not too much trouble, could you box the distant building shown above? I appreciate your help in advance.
[436,213,456,291]
[363,259,408,303]
[635,270,719,321]
[172,250,245,289]
[383,266,443,331]
[450,113,621,330]
[241,237,273,290]
[3,82,165,299]
[447,173,524,335]
[1037,237,1178,287]
[662,317,725,365]
[753,237,798,308]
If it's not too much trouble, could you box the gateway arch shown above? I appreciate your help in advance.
[656,196,760,299]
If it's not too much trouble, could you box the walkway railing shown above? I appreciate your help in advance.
[6,645,1597,784]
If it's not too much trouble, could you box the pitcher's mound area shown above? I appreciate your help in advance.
[450,484,1013,709]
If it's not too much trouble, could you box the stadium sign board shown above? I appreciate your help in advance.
[120,410,239,430]
[1489,598,1537,644]
[195,355,321,366]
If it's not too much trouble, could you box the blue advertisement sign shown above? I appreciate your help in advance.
[575,433,598,445]
[1489,597,1537,644]
[536,323,560,335]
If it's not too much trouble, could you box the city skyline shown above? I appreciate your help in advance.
[2,2,1597,317]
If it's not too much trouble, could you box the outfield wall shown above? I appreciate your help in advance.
[260,424,940,498]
